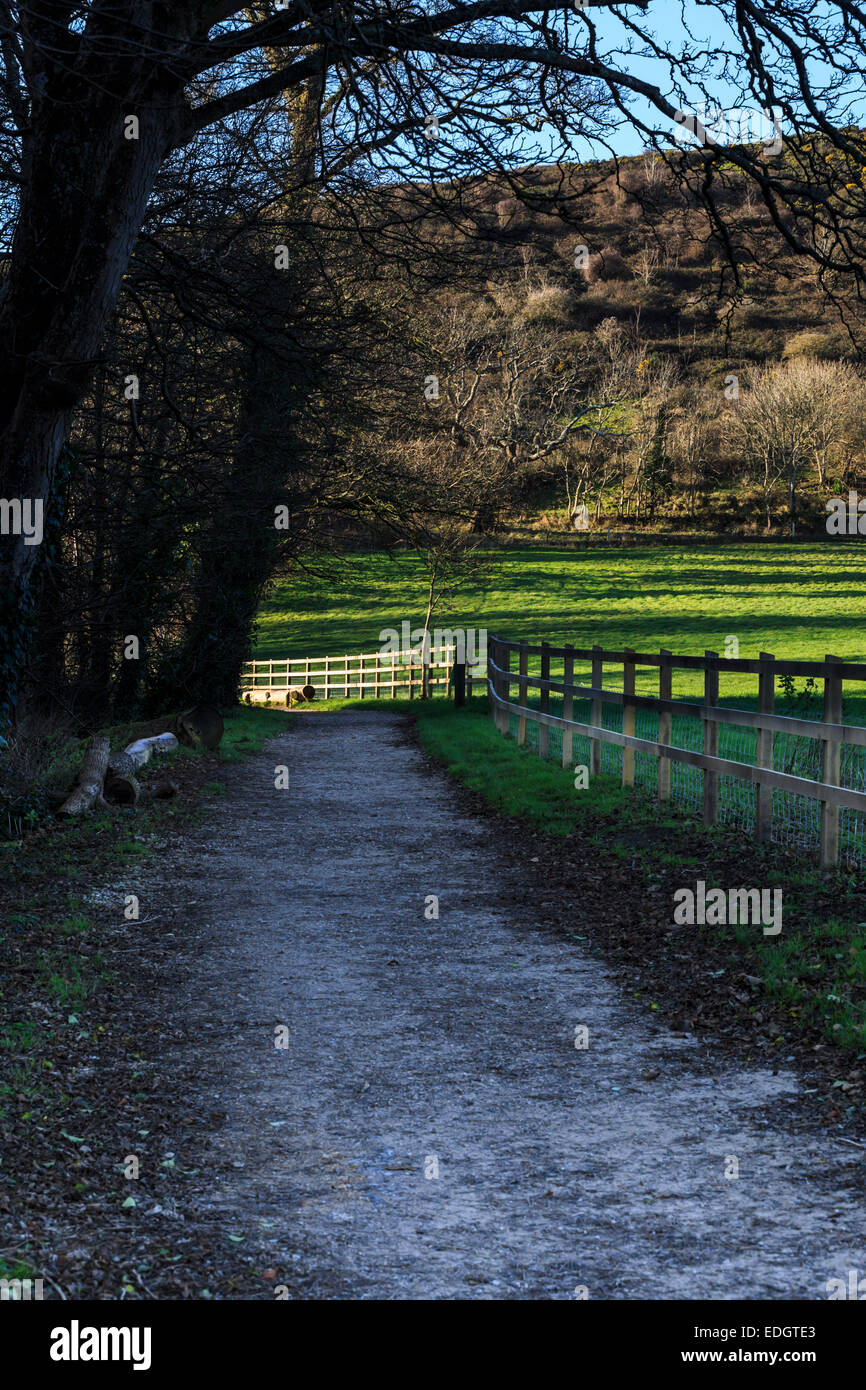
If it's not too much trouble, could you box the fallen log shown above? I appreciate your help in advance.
[57,736,110,817]
[119,732,179,766]
[288,683,316,707]
[104,753,139,804]
[56,731,180,815]
[104,771,141,806]
[104,732,178,806]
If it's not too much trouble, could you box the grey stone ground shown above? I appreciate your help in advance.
[144,711,866,1299]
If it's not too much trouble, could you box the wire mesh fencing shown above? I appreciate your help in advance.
[495,640,866,871]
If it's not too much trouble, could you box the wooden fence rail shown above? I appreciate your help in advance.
[487,635,866,868]
[241,646,486,703]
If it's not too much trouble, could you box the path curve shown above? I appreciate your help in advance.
[147,711,866,1299]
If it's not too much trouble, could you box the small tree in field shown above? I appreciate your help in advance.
[411,524,497,699]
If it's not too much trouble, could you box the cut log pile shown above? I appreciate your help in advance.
[55,704,223,818]
[288,683,316,707]
[57,735,110,817]
[103,733,181,809]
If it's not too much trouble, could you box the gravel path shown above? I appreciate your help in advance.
[148,711,866,1299]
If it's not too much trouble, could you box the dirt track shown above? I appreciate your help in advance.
[135,710,866,1299]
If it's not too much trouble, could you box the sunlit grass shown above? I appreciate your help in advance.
[258,541,866,712]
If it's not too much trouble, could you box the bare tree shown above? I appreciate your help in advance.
[633,242,660,286]
[730,358,865,531]
[410,521,496,699]
[3,1,866,717]
[671,394,716,522]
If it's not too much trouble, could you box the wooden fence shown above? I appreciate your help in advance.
[241,646,485,703]
[487,635,866,868]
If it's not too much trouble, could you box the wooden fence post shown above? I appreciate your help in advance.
[703,650,719,825]
[755,651,775,843]
[453,638,465,708]
[496,637,507,730]
[657,648,672,801]
[499,642,511,734]
[539,641,550,758]
[517,640,529,746]
[562,644,575,768]
[820,654,843,869]
[590,645,603,777]
[622,648,635,787]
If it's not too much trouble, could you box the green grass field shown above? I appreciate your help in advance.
[258,541,866,707]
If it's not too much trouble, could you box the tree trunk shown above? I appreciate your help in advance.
[58,736,110,817]
[154,341,303,711]
[0,46,189,724]
[420,577,436,700]
[104,771,141,806]
[92,732,178,806]
[117,733,179,767]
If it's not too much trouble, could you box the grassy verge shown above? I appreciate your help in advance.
[413,698,866,1096]
[0,704,293,1290]
[0,706,294,1301]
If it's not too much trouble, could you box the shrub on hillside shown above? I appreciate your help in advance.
[583,279,637,311]
[495,197,531,232]
[583,245,632,284]
[517,284,573,325]
[782,330,842,361]
[531,212,566,234]
[657,266,703,293]
[554,234,580,265]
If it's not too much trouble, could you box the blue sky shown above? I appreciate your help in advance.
[549,1,862,160]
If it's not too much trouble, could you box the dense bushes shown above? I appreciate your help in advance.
[583,245,632,284]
